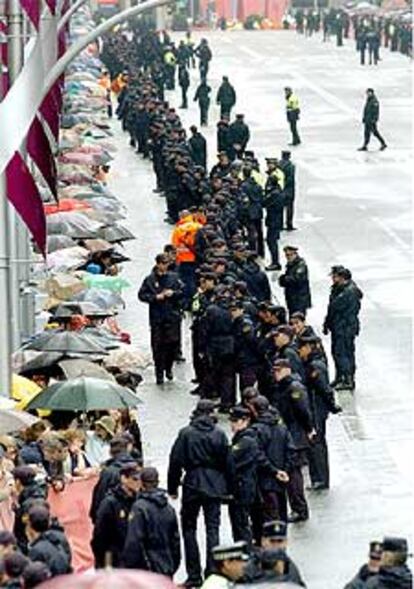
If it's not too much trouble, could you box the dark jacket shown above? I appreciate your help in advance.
[138,268,183,326]
[194,83,211,105]
[91,484,136,568]
[230,428,260,505]
[279,256,311,314]
[168,415,233,502]
[264,184,285,231]
[189,132,207,168]
[48,517,72,566]
[229,120,250,150]
[363,94,380,125]
[14,481,47,552]
[205,303,235,358]
[251,412,296,490]
[274,343,306,383]
[232,315,261,370]
[365,565,412,589]
[122,489,181,576]
[272,375,314,449]
[279,159,296,200]
[303,353,337,430]
[28,531,71,577]
[90,452,135,523]
[178,67,190,89]
[216,81,236,107]
[217,125,231,154]
[324,280,363,336]
[240,177,263,221]
[241,260,271,302]
[345,564,379,589]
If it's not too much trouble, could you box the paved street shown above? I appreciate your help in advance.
[108,30,412,588]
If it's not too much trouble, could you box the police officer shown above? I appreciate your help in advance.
[195,38,212,82]
[216,76,237,120]
[168,400,233,588]
[272,325,306,383]
[201,542,250,589]
[228,406,260,545]
[284,87,301,146]
[188,125,207,169]
[138,253,184,384]
[240,166,264,257]
[229,299,261,391]
[358,88,387,151]
[263,173,285,271]
[297,336,342,490]
[122,468,181,577]
[260,520,306,586]
[279,150,296,231]
[344,541,383,589]
[249,396,294,526]
[228,114,250,157]
[323,266,363,391]
[278,246,312,316]
[365,538,412,589]
[194,80,212,127]
[178,65,190,109]
[272,360,314,523]
[26,506,71,577]
[91,463,141,568]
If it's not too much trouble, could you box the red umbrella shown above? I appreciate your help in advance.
[45,199,92,215]
[39,570,177,589]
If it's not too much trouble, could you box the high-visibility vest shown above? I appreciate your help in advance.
[164,51,176,66]
[286,93,300,111]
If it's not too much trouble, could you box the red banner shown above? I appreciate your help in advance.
[48,476,98,572]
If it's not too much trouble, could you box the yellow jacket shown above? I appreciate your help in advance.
[164,51,177,66]
[286,93,300,112]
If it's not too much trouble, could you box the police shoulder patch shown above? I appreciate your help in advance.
[242,324,251,333]
[119,510,126,519]
[291,390,302,400]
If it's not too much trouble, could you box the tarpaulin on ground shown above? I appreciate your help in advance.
[48,475,98,572]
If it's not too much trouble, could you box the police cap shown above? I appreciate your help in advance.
[228,299,244,310]
[281,150,291,158]
[194,399,216,416]
[382,537,409,554]
[236,113,245,119]
[262,520,288,539]
[229,406,251,421]
[212,541,249,562]
[283,245,298,252]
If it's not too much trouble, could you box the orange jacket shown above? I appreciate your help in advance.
[171,216,202,264]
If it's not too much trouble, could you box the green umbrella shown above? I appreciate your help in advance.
[25,377,142,411]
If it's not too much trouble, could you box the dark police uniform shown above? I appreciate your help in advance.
[279,252,311,316]
[138,266,184,384]
[122,488,181,576]
[323,277,363,388]
[91,484,136,568]
[168,409,233,586]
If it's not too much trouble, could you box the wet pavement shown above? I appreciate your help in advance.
[108,30,412,588]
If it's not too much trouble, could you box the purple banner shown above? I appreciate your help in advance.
[39,87,60,140]
[6,151,47,257]
[27,116,57,200]
[20,0,40,29]
[45,0,56,15]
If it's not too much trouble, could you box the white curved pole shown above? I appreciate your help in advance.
[58,0,89,32]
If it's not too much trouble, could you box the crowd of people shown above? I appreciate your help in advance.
[293,8,412,61]
[0,14,411,589]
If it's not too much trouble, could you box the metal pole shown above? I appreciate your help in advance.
[0,56,12,397]
[58,0,89,32]
[7,0,25,351]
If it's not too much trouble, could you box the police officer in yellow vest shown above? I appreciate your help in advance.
[164,47,177,90]
[265,158,285,190]
[284,87,301,146]
[201,542,250,589]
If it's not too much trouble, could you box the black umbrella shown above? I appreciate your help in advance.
[23,332,108,355]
